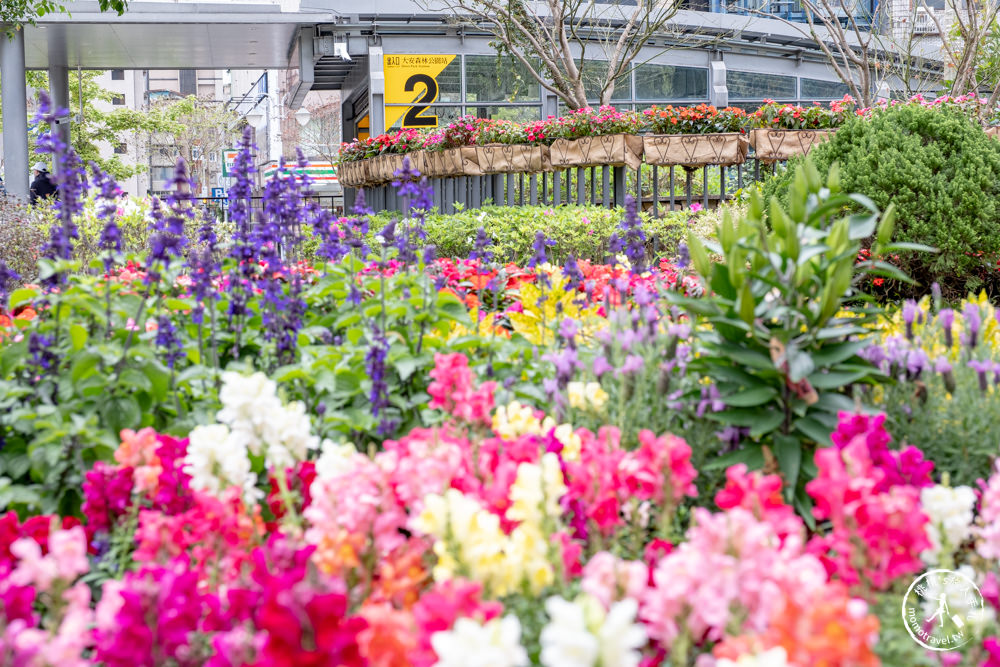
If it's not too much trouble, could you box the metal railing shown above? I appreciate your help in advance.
[348,158,783,216]
[192,195,344,221]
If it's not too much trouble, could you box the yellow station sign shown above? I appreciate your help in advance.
[383,54,457,129]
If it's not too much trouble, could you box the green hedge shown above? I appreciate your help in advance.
[367,205,695,265]
[761,105,1000,298]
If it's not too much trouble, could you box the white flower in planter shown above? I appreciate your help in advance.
[431,615,528,667]
[540,595,646,667]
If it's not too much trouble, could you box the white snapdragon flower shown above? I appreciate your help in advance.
[540,595,645,667]
[218,371,282,428]
[258,400,319,467]
[540,596,599,667]
[431,615,528,667]
[184,423,258,501]
[921,484,977,564]
[716,647,790,667]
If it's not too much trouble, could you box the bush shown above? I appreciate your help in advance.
[366,205,700,265]
[0,198,47,285]
[761,104,1000,299]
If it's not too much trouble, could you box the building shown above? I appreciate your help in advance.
[3,0,944,201]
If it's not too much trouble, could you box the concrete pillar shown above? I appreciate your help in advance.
[1,28,30,199]
[48,65,71,173]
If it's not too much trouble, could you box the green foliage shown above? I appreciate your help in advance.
[365,205,692,265]
[23,71,177,181]
[761,104,1000,299]
[0,198,46,285]
[669,159,919,515]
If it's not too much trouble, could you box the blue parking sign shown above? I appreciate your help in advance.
[211,188,226,199]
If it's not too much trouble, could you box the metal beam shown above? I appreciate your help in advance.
[2,28,30,199]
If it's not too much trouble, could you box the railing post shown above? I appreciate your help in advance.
[601,167,610,208]
[613,167,625,207]
[576,167,585,205]
[530,174,538,205]
[652,166,659,219]
[554,171,562,207]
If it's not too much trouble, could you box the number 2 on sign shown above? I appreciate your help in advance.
[403,74,438,128]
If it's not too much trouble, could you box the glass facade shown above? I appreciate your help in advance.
[800,77,851,99]
[728,70,797,100]
[383,54,850,128]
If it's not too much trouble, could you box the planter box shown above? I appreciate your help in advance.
[549,134,644,170]
[408,150,428,177]
[750,128,835,162]
[460,147,482,176]
[426,148,465,178]
[642,133,749,168]
[475,144,547,174]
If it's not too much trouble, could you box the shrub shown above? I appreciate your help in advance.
[761,104,1000,299]
[365,205,700,265]
[0,199,47,285]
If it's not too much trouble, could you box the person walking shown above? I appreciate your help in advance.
[29,162,57,205]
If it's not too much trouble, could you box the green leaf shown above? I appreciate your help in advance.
[724,348,774,370]
[786,345,815,383]
[120,368,153,393]
[101,395,141,434]
[794,486,816,530]
[773,434,802,498]
[69,324,88,351]
[794,416,833,445]
[702,444,765,471]
[8,288,38,310]
[140,361,171,400]
[70,351,102,385]
[724,386,778,407]
[809,340,869,366]
[808,368,872,389]
[394,356,423,382]
[749,409,785,438]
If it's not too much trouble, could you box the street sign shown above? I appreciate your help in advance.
[211,187,225,199]
[221,150,239,177]
[383,54,457,129]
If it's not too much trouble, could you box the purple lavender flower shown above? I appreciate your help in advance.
[696,383,725,417]
[0,261,19,305]
[938,309,955,348]
[902,300,919,341]
[619,195,647,274]
[562,255,583,290]
[226,127,259,332]
[470,227,494,263]
[676,242,690,271]
[716,425,750,452]
[527,231,555,269]
[91,164,122,274]
[969,359,991,392]
[934,357,956,393]
[27,332,58,374]
[905,348,929,380]
[154,315,184,369]
[962,303,982,350]
[365,328,396,435]
[145,160,193,284]
[593,355,613,378]
[617,354,645,377]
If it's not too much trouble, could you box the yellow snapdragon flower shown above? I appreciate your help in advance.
[567,381,609,412]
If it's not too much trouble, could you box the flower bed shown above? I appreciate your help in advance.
[4,95,1000,666]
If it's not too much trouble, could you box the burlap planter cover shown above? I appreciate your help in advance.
[549,134,644,170]
[475,144,547,174]
[407,150,427,176]
[436,148,465,177]
[642,133,749,168]
[385,154,406,182]
[750,128,835,162]
[459,147,482,176]
[986,127,1000,140]
[338,162,355,187]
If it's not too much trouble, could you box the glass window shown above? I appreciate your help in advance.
[468,105,542,122]
[581,60,631,102]
[434,58,463,103]
[465,55,541,103]
[111,69,125,81]
[727,71,797,100]
[800,78,851,100]
[386,105,464,130]
[112,94,126,106]
[635,64,709,101]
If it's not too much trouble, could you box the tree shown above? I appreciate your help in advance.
[3,0,127,37]
[421,0,681,109]
[0,71,174,181]
[927,0,1000,106]
[148,96,241,196]
[285,94,341,167]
